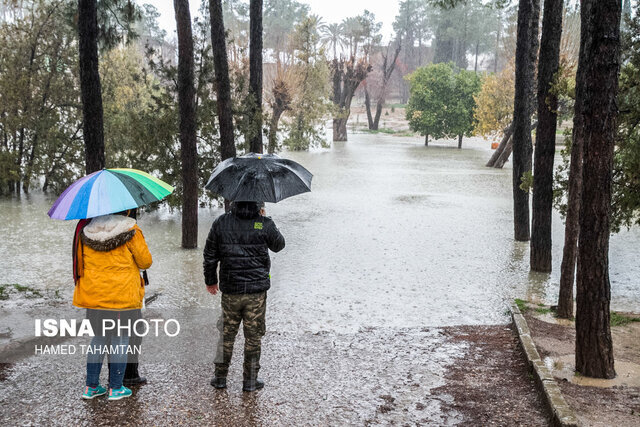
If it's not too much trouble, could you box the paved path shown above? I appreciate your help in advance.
[0,326,547,425]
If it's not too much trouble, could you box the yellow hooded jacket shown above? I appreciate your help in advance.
[73,215,152,310]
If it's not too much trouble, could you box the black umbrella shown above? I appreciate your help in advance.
[205,153,313,202]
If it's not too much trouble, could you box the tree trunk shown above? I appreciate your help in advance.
[474,40,479,73]
[494,23,500,73]
[333,118,348,142]
[486,122,514,167]
[458,134,463,149]
[575,0,621,379]
[424,134,429,146]
[174,0,198,249]
[373,101,383,130]
[330,58,371,142]
[531,0,563,272]
[249,0,263,153]
[78,0,105,174]
[267,108,284,154]
[364,85,375,129]
[372,41,401,131]
[495,137,514,168]
[511,0,540,242]
[210,0,236,212]
[558,0,590,319]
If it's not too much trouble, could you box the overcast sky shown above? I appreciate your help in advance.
[143,0,400,43]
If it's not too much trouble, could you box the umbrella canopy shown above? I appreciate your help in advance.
[205,153,312,203]
[48,168,174,220]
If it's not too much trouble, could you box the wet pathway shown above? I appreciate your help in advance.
[1,133,638,424]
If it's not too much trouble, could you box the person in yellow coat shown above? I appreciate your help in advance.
[73,209,152,401]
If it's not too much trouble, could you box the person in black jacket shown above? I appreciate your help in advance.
[204,201,285,392]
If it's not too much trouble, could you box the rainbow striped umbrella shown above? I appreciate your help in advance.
[48,168,174,220]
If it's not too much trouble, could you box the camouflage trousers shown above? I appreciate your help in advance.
[214,291,267,380]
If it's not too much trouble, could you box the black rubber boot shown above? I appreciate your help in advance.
[242,378,264,392]
[123,363,147,386]
[210,377,227,389]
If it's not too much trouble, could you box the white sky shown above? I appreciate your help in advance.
[143,0,400,43]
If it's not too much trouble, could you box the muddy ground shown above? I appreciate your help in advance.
[0,325,547,426]
[525,310,640,426]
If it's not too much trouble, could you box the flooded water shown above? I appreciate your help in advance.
[1,133,639,332]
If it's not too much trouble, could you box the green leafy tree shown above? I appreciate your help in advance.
[406,62,481,148]
[554,3,640,233]
[283,16,330,150]
[0,0,83,195]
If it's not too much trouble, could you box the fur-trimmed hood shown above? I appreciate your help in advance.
[82,214,137,252]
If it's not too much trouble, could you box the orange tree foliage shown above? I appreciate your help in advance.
[473,62,515,138]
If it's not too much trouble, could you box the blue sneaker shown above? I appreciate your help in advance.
[82,385,107,399]
[108,386,132,401]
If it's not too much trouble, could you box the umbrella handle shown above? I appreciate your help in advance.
[142,270,149,286]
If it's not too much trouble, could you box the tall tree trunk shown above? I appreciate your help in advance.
[78,0,105,174]
[424,134,429,146]
[494,22,501,73]
[511,0,540,242]
[373,101,384,129]
[575,0,621,379]
[531,0,563,272]
[364,85,375,129]
[474,40,479,73]
[458,134,463,149]
[249,0,263,153]
[267,108,284,154]
[372,41,401,130]
[210,0,236,211]
[558,0,591,319]
[174,0,198,249]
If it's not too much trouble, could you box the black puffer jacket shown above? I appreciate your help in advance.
[203,204,285,294]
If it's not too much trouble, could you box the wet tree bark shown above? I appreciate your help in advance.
[368,41,401,131]
[557,110,584,318]
[574,0,621,379]
[511,0,540,241]
[210,0,236,211]
[531,0,563,272]
[364,85,374,129]
[267,78,291,154]
[486,122,514,167]
[78,0,105,174]
[330,58,371,141]
[174,0,198,249]
[248,0,263,153]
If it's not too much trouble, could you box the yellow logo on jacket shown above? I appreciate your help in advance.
[254,222,263,230]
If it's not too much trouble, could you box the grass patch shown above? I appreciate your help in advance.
[0,285,7,300]
[394,130,415,137]
[610,312,640,326]
[361,127,398,134]
[515,298,529,313]
[387,103,406,109]
[535,307,553,315]
[12,284,43,298]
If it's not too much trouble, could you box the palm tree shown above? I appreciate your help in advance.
[341,16,364,58]
[320,22,345,59]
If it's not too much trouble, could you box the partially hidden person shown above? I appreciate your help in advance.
[73,209,152,400]
[204,201,285,392]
